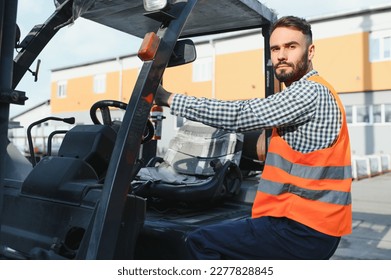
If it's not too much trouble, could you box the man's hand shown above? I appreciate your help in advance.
[155,85,173,107]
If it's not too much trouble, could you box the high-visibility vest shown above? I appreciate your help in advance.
[252,75,352,237]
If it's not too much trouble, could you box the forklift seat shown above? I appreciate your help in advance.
[21,125,117,203]
[57,124,117,179]
[132,121,243,204]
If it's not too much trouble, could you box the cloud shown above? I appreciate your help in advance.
[17,0,53,32]
[45,18,140,68]
[18,0,48,15]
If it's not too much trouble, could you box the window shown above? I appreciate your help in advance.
[57,81,67,98]
[192,57,212,82]
[93,74,106,94]
[370,30,391,62]
[345,105,353,124]
[385,36,391,58]
[385,104,391,123]
[372,105,382,123]
[345,104,391,125]
[356,105,370,123]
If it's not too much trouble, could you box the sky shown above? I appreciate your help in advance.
[10,0,391,117]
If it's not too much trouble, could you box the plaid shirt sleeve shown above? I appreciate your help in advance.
[170,77,318,132]
[169,70,341,153]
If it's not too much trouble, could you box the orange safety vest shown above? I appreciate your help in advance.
[252,75,352,237]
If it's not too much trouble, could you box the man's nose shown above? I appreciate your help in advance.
[277,48,287,60]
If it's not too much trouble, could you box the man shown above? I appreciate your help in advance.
[155,16,352,259]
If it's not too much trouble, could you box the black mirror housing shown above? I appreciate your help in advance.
[167,39,196,67]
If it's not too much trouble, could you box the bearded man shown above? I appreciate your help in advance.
[155,16,352,260]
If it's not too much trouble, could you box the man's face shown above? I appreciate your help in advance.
[270,27,314,86]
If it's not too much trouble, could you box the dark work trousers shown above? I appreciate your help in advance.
[185,216,341,260]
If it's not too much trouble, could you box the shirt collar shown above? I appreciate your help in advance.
[301,69,319,81]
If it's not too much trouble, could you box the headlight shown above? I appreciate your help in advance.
[143,0,169,11]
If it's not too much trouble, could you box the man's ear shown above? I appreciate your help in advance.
[308,44,315,61]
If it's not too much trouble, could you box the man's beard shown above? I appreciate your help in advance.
[274,51,309,84]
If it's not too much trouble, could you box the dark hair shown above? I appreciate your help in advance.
[271,16,313,45]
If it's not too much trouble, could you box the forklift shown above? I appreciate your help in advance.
[0,0,277,259]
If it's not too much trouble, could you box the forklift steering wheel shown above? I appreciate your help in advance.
[90,100,155,144]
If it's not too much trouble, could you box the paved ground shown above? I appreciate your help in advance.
[332,172,391,259]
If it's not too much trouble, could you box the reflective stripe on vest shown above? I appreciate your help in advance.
[258,178,352,205]
[265,152,352,180]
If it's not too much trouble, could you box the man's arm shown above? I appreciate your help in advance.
[155,85,175,107]
[154,80,318,132]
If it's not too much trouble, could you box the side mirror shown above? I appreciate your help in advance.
[167,39,196,68]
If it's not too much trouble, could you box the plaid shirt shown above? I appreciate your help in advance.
[170,70,341,153]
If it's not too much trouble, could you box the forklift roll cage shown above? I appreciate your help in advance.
[0,0,277,259]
